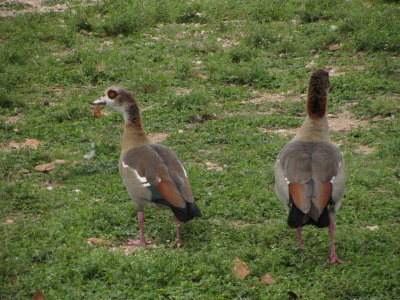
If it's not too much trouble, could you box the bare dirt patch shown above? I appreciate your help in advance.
[0,113,24,124]
[205,161,224,171]
[326,66,346,77]
[174,88,192,96]
[217,37,239,48]
[224,108,283,117]
[326,65,367,77]
[249,91,286,103]
[2,138,42,152]
[328,109,369,132]
[0,0,69,17]
[260,128,299,136]
[259,108,369,136]
[149,132,169,144]
[353,145,376,154]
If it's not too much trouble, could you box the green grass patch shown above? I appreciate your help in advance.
[1,0,400,299]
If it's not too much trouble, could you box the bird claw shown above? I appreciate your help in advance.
[327,256,344,264]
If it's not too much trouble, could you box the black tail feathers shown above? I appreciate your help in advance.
[171,202,202,222]
[288,205,329,228]
[154,199,202,222]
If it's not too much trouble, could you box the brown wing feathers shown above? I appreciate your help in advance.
[124,145,201,222]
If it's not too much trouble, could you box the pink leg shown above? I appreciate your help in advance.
[174,216,183,247]
[327,215,344,264]
[296,227,304,248]
[127,211,149,246]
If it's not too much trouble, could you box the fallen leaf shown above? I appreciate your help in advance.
[365,225,379,231]
[87,237,112,246]
[33,291,46,300]
[195,73,209,79]
[20,168,31,174]
[233,257,250,279]
[93,106,102,118]
[35,162,56,173]
[3,219,14,224]
[305,60,315,69]
[327,44,342,51]
[260,272,276,284]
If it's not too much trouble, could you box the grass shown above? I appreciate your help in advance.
[1,0,400,299]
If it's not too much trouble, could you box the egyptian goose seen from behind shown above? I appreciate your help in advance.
[274,69,345,264]
[92,87,202,246]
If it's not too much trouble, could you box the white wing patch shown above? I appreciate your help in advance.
[122,161,151,187]
[181,163,188,177]
[330,161,342,183]
[133,170,150,187]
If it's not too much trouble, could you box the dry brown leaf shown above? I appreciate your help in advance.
[93,106,102,118]
[327,44,342,51]
[233,257,250,279]
[260,272,276,284]
[3,219,14,224]
[87,237,112,246]
[33,291,46,300]
[195,73,209,79]
[305,60,315,69]
[20,168,31,174]
[365,225,379,231]
[35,162,56,173]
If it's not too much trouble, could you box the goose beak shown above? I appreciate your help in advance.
[92,98,106,105]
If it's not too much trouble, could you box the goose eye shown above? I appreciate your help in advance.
[107,89,118,99]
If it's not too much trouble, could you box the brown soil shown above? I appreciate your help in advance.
[0,0,69,17]
[148,132,169,144]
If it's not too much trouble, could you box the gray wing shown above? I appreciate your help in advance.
[275,141,345,218]
[123,145,193,208]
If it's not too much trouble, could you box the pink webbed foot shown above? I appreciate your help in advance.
[327,254,344,264]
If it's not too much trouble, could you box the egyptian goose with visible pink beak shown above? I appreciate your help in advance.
[274,69,345,264]
[92,87,202,246]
